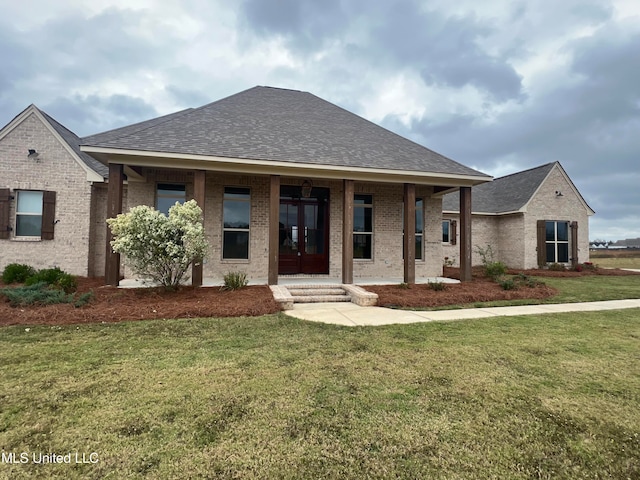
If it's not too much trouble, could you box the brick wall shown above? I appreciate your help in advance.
[0,113,97,276]
[113,171,444,282]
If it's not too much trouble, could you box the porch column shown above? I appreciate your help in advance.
[342,179,354,284]
[192,170,206,287]
[460,186,472,282]
[268,175,280,285]
[105,163,124,286]
[403,183,416,284]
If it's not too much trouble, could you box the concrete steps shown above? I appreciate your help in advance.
[269,283,378,310]
[287,285,351,304]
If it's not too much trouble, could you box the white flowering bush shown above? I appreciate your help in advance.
[107,200,209,289]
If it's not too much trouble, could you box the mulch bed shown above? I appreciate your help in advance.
[1,266,638,326]
[0,278,281,327]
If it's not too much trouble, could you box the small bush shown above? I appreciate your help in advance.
[25,267,77,293]
[548,263,566,271]
[222,271,248,291]
[574,264,584,272]
[74,291,94,308]
[485,261,507,280]
[0,282,74,307]
[398,282,411,289]
[499,278,516,290]
[2,263,36,284]
[427,280,447,291]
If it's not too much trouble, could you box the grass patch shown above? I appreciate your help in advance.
[1,311,639,478]
[590,250,640,269]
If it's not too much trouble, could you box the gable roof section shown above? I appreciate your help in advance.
[81,86,490,183]
[443,162,595,215]
[0,105,106,182]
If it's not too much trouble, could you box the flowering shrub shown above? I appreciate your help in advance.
[107,200,209,289]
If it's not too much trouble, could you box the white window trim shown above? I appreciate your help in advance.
[15,190,43,239]
[353,194,374,260]
[546,220,570,264]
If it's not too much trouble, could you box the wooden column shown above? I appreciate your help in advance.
[460,186,472,282]
[268,175,280,285]
[192,170,206,287]
[105,163,124,286]
[342,179,354,284]
[403,183,416,284]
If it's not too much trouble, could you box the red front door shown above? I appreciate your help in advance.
[278,187,329,275]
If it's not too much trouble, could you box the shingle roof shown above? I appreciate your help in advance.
[442,162,556,213]
[82,86,490,179]
[39,110,109,178]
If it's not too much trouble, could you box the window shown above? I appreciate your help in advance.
[442,220,450,244]
[353,194,373,259]
[545,221,569,263]
[223,187,250,259]
[16,191,43,237]
[156,184,186,215]
[403,198,423,260]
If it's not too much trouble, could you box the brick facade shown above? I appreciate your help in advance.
[0,113,98,276]
[443,165,591,269]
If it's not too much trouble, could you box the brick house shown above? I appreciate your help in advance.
[442,162,595,269]
[2,86,590,285]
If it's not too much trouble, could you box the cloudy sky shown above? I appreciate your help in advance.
[1,0,638,241]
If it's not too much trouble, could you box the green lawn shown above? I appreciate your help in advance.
[1,311,639,479]
[590,256,640,269]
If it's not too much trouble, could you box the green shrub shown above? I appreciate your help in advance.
[25,267,77,293]
[485,261,507,280]
[499,278,516,290]
[548,263,566,271]
[74,291,94,308]
[475,245,507,280]
[222,271,248,291]
[427,280,447,291]
[0,282,74,306]
[398,282,411,289]
[2,263,36,284]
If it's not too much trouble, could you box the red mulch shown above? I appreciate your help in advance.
[1,266,637,326]
[0,277,281,327]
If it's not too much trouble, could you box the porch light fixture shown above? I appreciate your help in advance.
[555,190,563,197]
[301,179,313,198]
[28,149,40,160]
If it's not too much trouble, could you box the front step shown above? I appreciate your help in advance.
[287,285,351,304]
[269,284,378,310]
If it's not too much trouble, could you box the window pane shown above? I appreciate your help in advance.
[558,243,569,263]
[224,201,250,228]
[545,221,555,241]
[354,194,372,205]
[224,187,250,198]
[17,191,43,214]
[442,221,450,243]
[223,231,249,259]
[415,235,423,260]
[557,222,569,242]
[546,243,555,263]
[415,199,423,234]
[16,215,42,236]
[353,234,372,259]
[157,198,181,216]
[157,184,185,195]
[354,207,372,232]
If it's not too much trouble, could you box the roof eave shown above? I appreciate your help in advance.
[80,146,492,187]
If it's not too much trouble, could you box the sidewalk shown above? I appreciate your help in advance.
[286,299,640,326]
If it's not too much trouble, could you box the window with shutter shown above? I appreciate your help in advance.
[0,188,10,240]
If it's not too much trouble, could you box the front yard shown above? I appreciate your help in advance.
[1,310,639,479]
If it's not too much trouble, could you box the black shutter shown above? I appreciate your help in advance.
[537,220,546,267]
[0,188,10,240]
[41,191,56,240]
[570,221,579,267]
[451,220,457,245]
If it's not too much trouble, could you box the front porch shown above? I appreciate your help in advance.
[101,166,475,288]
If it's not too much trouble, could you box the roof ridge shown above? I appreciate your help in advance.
[493,161,556,181]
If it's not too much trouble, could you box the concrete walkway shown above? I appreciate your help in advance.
[287,299,640,326]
